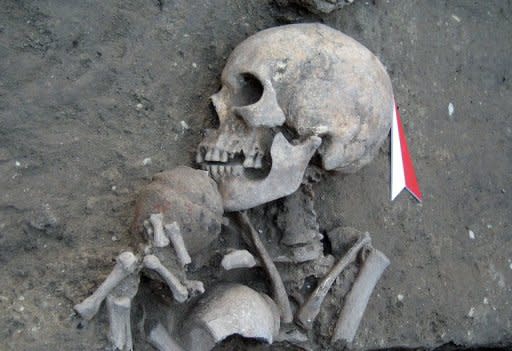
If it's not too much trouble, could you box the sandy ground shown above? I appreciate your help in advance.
[0,0,511,350]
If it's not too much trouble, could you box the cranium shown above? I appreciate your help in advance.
[197,23,393,211]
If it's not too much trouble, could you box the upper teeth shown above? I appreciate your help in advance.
[197,146,265,180]
[197,147,263,167]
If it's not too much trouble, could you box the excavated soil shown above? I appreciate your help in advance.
[0,1,511,350]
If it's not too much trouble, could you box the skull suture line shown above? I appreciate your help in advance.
[197,23,394,211]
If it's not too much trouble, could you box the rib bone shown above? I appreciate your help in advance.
[296,233,371,329]
[149,213,170,248]
[74,251,138,320]
[237,212,293,323]
[332,247,390,344]
[164,222,191,267]
[143,255,188,302]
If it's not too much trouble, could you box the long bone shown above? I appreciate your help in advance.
[142,255,188,302]
[237,212,293,323]
[74,251,138,321]
[332,247,390,344]
[107,297,132,350]
[296,233,371,329]
[106,274,139,351]
[149,213,170,248]
[164,222,192,267]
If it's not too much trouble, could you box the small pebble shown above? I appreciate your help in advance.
[18,296,24,301]
[180,120,190,130]
[448,102,454,117]
[112,235,118,242]
[192,62,198,68]
[111,185,117,191]
[136,103,143,110]
[483,297,489,304]
[15,160,21,167]
[467,307,475,318]
[19,306,25,312]
[509,263,512,270]
[487,224,492,229]
[451,14,461,22]
[468,229,475,240]
[142,157,152,166]
[397,294,404,302]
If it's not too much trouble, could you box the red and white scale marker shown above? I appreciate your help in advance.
[391,100,422,202]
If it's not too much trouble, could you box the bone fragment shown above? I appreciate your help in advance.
[237,212,293,323]
[183,284,280,351]
[185,279,205,297]
[148,323,185,351]
[164,222,192,267]
[143,255,188,303]
[219,133,321,211]
[221,249,257,270]
[74,251,138,320]
[149,213,170,248]
[107,296,133,351]
[296,233,371,329]
[332,247,389,343]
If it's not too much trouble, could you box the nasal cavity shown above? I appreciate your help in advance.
[233,73,263,107]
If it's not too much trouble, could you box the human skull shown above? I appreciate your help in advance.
[197,23,393,211]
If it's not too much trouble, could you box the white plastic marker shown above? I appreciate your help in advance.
[391,101,422,202]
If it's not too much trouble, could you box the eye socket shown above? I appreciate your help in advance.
[233,73,263,107]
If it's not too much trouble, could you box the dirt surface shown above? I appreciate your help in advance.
[1,1,511,350]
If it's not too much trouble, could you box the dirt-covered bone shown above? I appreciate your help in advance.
[182,284,281,351]
[198,23,393,211]
[164,222,192,267]
[296,232,371,329]
[149,213,170,248]
[143,254,188,302]
[221,249,257,270]
[184,279,205,297]
[277,184,324,263]
[332,247,390,344]
[74,251,138,321]
[106,274,139,351]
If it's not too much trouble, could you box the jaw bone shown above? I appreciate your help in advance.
[218,133,321,211]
